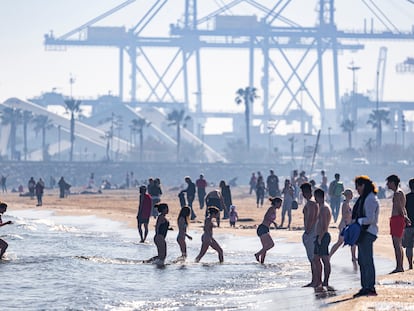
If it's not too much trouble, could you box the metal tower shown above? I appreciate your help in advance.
[44,0,414,133]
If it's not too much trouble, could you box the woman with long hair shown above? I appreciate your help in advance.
[254,197,281,264]
[351,175,379,297]
[176,206,193,260]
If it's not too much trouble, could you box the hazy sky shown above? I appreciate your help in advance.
[1,0,414,133]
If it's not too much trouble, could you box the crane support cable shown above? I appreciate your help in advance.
[361,0,400,33]
[58,0,136,40]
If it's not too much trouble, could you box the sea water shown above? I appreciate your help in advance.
[1,210,393,311]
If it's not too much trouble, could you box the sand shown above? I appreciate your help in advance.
[3,186,414,310]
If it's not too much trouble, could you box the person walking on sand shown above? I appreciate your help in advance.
[313,188,333,291]
[195,207,223,263]
[28,177,36,199]
[58,176,68,198]
[196,174,207,210]
[219,180,232,220]
[254,197,281,264]
[35,178,45,206]
[352,175,379,297]
[152,203,171,266]
[403,178,414,270]
[328,173,344,223]
[176,206,193,259]
[320,170,328,193]
[137,185,152,243]
[180,176,197,220]
[249,172,257,195]
[229,205,238,228]
[266,169,280,197]
[300,182,319,287]
[0,202,12,259]
[386,174,410,273]
[280,179,294,229]
[256,175,266,208]
[329,189,357,262]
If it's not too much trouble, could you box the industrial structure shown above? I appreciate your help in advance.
[1,0,414,162]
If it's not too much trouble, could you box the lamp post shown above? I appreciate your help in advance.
[267,119,276,156]
[347,62,360,123]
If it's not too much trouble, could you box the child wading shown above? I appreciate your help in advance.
[195,207,223,263]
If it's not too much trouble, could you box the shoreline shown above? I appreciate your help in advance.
[3,187,414,310]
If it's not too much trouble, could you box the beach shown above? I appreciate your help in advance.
[3,185,414,310]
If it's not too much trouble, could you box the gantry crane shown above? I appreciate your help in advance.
[44,0,414,133]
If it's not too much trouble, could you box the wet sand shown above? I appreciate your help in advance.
[3,186,413,310]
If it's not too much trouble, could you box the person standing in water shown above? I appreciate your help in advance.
[176,206,193,259]
[153,203,170,266]
[254,197,281,264]
[0,202,12,259]
[195,207,223,263]
[137,185,152,243]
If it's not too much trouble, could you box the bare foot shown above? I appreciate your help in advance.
[254,253,260,263]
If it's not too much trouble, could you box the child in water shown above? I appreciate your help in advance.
[0,202,12,259]
[176,206,193,260]
[195,206,224,263]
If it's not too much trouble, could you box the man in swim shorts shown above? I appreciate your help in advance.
[313,188,332,290]
[386,174,409,273]
[300,182,319,287]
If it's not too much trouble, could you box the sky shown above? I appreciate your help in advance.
[1,0,414,134]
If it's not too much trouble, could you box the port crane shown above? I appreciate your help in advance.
[44,0,414,134]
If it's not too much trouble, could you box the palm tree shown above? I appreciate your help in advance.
[130,118,151,161]
[22,110,33,161]
[33,115,54,161]
[167,109,191,161]
[340,118,355,149]
[0,107,22,160]
[235,86,258,150]
[367,109,390,148]
[64,98,82,161]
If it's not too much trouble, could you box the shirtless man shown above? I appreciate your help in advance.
[386,174,409,273]
[314,188,333,290]
[300,182,319,287]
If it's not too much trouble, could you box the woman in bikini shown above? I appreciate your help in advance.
[195,207,223,263]
[176,206,193,260]
[255,197,281,264]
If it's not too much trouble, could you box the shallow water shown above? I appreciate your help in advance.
[1,210,393,310]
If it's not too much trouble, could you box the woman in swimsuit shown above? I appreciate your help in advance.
[153,203,170,265]
[177,206,193,259]
[255,197,281,264]
[195,207,223,263]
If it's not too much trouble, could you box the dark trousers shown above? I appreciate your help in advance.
[357,231,377,290]
[197,189,206,209]
[188,195,196,220]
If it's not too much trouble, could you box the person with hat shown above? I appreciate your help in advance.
[195,206,223,263]
[137,185,152,243]
[254,197,281,264]
[329,188,357,263]
[0,202,12,259]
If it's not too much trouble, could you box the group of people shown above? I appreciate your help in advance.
[3,169,414,301]
[137,175,239,266]
[255,172,414,299]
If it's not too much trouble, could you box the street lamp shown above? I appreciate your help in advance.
[347,62,360,122]
[267,119,276,155]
